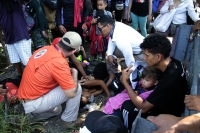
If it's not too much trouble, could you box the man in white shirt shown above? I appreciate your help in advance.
[97,15,144,74]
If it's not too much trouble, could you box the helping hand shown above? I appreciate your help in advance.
[79,79,87,85]
[121,65,133,84]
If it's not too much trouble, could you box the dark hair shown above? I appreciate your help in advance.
[58,41,75,52]
[97,15,115,26]
[140,34,171,58]
[97,0,108,3]
[141,66,162,80]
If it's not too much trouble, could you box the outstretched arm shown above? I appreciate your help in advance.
[69,54,87,77]
[80,79,110,98]
[147,113,200,133]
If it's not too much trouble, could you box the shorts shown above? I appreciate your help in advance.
[6,39,32,65]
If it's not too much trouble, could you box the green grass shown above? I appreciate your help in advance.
[0,102,47,133]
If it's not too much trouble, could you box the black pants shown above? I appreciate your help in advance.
[122,100,149,131]
[115,9,123,22]
[121,100,139,131]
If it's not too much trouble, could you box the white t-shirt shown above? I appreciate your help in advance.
[160,0,199,24]
[106,22,144,70]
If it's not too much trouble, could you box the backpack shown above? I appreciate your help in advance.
[22,0,35,31]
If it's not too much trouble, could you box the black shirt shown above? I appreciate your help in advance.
[131,0,149,16]
[146,58,189,117]
[56,0,88,27]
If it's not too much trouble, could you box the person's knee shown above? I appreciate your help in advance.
[122,100,135,112]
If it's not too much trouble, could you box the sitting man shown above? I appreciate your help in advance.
[18,32,83,128]
[120,34,189,131]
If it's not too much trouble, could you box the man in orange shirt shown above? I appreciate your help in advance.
[18,32,83,128]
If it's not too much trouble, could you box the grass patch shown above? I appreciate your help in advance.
[0,102,47,133]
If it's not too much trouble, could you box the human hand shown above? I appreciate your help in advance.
[121,65,133,84]
[147,114,182,133]
[184,95,200,111]
[81,75,94,80]
[148,15,152,23]
[80,46,84,52]
[82,23,88,31]
[58,25,67,34]
[112,11,115,19]
[79,79,86,85]
[193,20,200,31]
[106,96,110,102]
[169,5,175,10]
[108,55,114,66]
[117,58,125,64]
[91,18,97,24]
[0,84,8,95]
[41,31,48,38]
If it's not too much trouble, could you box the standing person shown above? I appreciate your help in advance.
[83,0,112,62]
[111,0,125,21]
[127,0,152,37]
[0,0,32,76]
[25,0,49,50]
[18,32,83,128]
[56,0,88,45]
[157,0,199,51]
[120,34,189,131]
[122,0,129,24]
[97,15,144,76]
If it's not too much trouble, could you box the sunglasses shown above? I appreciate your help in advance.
[98,25,107,32]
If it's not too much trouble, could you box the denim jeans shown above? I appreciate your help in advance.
[130,12,148,37]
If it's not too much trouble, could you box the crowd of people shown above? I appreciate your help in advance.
[1,0,200,132]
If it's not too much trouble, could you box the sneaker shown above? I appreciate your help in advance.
[61,118,84,129]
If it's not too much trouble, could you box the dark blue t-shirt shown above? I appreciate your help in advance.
[0,0,30,44]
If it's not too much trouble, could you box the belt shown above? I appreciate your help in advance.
[19,99,32,103]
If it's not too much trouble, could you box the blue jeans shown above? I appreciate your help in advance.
[130,12,148,37]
